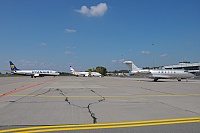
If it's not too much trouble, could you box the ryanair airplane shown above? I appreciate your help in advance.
[9,61,60,78]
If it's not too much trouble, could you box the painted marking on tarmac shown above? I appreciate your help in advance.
[0,79,55,98]
[0,117,199,132]
[2,93,200,99]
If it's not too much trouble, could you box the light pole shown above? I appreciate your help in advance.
[152,43,155,69]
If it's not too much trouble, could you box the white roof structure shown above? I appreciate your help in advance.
[163,61,200,73]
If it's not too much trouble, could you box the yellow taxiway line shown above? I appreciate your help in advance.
[1,93,200,99]
[0,117,199,132]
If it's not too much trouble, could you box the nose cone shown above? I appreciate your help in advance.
[186,72,195,78]
[189,73,195,77]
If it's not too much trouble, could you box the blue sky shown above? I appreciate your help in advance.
[0,0,200,73]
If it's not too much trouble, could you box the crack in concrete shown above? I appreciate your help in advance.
[87,89,105,124]
[5,87,105,124]
[56,88,105,124]
[34,88,52,96]
[139,87,200,115]
[140,87,173,95]
[154,100,200,115]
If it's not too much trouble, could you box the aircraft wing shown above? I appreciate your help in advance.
[134,70,151,76]
[148,74,171,79]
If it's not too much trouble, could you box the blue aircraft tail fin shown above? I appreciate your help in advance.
[9,61,20,71]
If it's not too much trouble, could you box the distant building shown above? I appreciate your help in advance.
[162,61,200,76]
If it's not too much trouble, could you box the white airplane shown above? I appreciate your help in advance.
[9,61,60,78]
[70,66,102,77]
[123,61,195,81]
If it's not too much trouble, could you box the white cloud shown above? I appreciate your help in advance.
[66,46,76,49]
[65,29,76,33]
[141,51,150,54]
[64,51,73,54]
[17,60,49,68]
[9,60,58,71]
[112,60,117,63]
[75,3,108,17]
[119,59,125,62]
[17,60,35,67]
[160,54,168,58]
[40,42,48,46]
[129,49,134,52]
[112,59,124,63]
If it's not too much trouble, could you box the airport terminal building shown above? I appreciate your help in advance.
[162,61,200,76]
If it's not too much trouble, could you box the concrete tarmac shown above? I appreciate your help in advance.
[0,76,200,132]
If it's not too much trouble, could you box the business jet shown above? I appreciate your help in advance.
[70,66,102,77]
[123,61,195,81]
[9,61,60,78]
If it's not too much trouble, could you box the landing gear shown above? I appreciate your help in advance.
[153,78,158,82]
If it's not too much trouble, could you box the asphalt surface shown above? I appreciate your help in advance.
[0,76,199,132]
